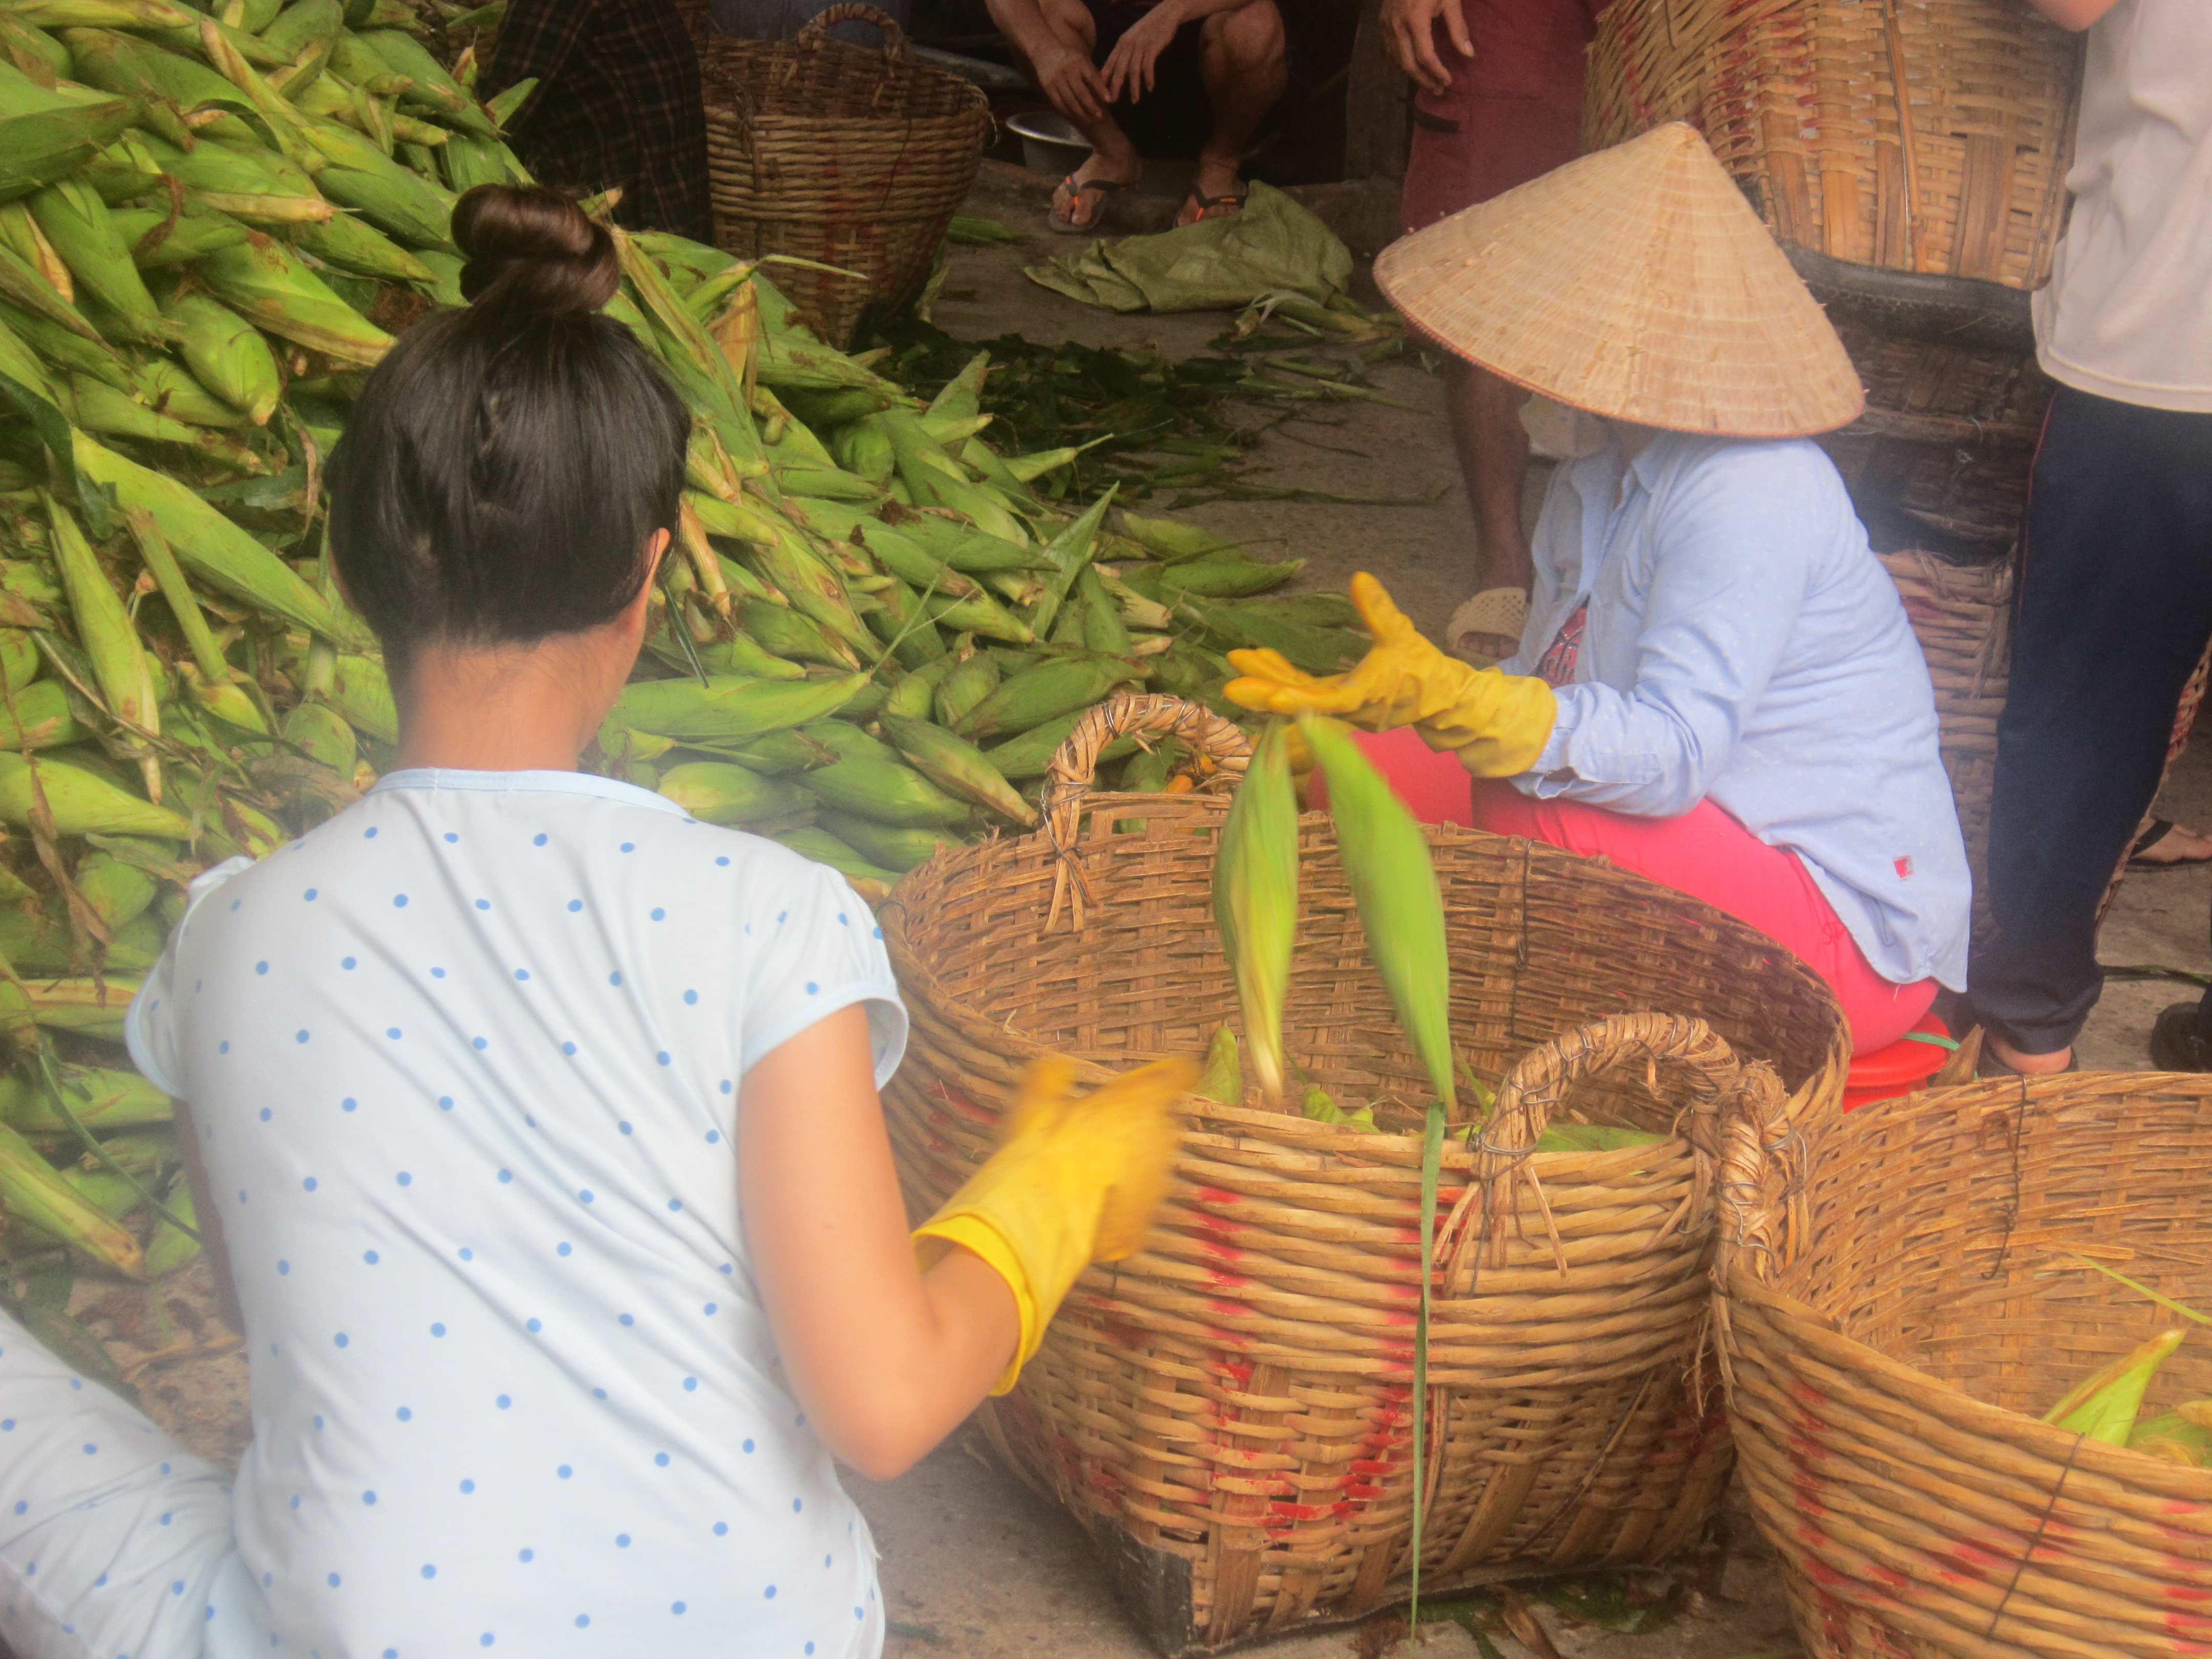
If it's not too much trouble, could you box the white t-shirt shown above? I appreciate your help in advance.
[126,768,906,1658]
[2031,0,2212,411]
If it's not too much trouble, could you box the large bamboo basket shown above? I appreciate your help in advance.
[700,3,990,346]
[1586,0,2081,291]
[1715,1072,2212,1659]
[879,695,1851,1653]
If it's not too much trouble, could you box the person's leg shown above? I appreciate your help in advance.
[1017,0,1142,216]
[1190,0,1285,206]
[1969,391,2212,1070]
[1469,783,1939,1053]
[0,1306,261,1658]
[1445,358,1536,648]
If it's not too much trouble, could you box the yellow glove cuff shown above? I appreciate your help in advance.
[1422,672,1559,778]
[913,1212,1038,1397]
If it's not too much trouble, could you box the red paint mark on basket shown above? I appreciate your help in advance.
[1206,1298,1249,1318]
[1198,1240,1246,1263]
[1205,1271,1250,1290]
[1194,1186,1241,1206]
[2164,1586,2212,1606]
[1269,1501,1352,1522]
[1344,1484,1388,1501]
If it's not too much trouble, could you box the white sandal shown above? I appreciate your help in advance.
[1445,587,1530,667]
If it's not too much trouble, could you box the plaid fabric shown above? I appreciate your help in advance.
[483,0,712,240]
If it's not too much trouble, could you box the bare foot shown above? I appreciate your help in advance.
[2130,819,2212,866]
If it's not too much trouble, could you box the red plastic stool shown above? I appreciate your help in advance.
[1841,1014,1954,1111]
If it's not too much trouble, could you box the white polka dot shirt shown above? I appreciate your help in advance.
[126,769,906,1656]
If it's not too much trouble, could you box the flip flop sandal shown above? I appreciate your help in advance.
[1175,187,1248,227]
[1444,587,1529,667]
[1050,174,1129,235]
[2128,818,2212,869]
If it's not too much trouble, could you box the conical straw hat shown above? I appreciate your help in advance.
[1375,123,1865,437]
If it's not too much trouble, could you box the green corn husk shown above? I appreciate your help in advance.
[0,1118,142,1275]
[131,358,249,428]
[2045,1330,2187,1445]
[0,753,187,838]
[0,66,134,201]
[64,374,268,471]
[957,654,1139,743]
[1301,1083,1376,1132]
[26,177,171,341]
[1156,554,1305,599]
[0,304,51,396]
[256,0,342,57]
[10,0,198,29]
[47,494,159,747]
[74,432,372,646]
[980,711,1136,780]
[883,654,956,721]
[932,651,998,729]
[880,713,1035,827]
[0,230,101,342]
[292,209,435,283]
[136,133,332,226]
[607,673,864,748]
[0,629,37,692]
[304,134,454,250]
[738,595,856,670]
[143,1172,199,1275]
[1300,715,1456,1113]
[107,204,252,268]
[194,233,393,364]
[1533,1123,1670,1153]
[656,759,809,827]
[813,809,959,874]
[801,753,970,828]
[0,974,138,1040]
[353,27,496,136]
[165,289,279,423]
[0,678,80,749]
[1213,720,1298,1107]
[75,847,155,930]
[1194,1026,1240,1106]
[327,653,395,744]
[0,1062,169,1133]
[771,825,900,892]
[280,698,355,772]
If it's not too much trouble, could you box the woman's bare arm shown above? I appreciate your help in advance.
[738,1005,1016,1481]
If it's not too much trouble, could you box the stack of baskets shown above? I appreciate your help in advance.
[1717,1069,2212,1657]
[699,3,991,346]
[881,696,1850,1652]
[1586,0,2081,566]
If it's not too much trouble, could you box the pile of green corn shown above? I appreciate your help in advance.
[0,0,1369,1306]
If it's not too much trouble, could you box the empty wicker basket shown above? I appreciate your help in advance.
[699,3,990,346]
[1586,0,2083,290]
[1717,1071,2212,1658]
[880,696,1851,1653]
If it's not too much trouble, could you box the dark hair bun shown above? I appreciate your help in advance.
[452,184,620,317]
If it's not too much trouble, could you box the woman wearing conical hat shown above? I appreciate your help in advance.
[1227,123,1969,1056]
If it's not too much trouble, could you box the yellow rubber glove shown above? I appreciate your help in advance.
[913,1053,1197,1395]
[1225,572,1559,778]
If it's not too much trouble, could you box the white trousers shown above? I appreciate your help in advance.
[0,1306,267,1659]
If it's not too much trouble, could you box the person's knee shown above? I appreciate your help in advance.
[1203,0,1285,70]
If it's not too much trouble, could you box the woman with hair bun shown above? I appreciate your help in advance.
[0,186,1185,1659]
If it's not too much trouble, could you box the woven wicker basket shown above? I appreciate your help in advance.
[1586,0,2081,290]
[699,3,990,347]
[880,694,1851,1653]
[1716,1071,2212,1659]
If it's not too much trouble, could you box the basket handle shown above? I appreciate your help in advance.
[1035,692,1252,932]
[1714,1042,1811,1291]
[796,2,911,59]
[1436,1012,1785,1288]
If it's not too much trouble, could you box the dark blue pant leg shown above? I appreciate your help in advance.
[1969,387,2212,1054]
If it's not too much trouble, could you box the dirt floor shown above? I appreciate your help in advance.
[52,166,2212,1659]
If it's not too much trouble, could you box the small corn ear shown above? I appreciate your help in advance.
[1301,714,1456,1114]
[1213,720,1298,1108]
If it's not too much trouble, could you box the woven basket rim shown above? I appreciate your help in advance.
[1722,1071,2212,1505]
[882,795,1851,1116]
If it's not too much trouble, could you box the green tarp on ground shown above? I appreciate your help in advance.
[1025,180,1354,314]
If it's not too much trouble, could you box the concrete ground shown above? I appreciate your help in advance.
[56,166,2212,1659]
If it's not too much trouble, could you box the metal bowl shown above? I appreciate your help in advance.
[1006,110,1092,175]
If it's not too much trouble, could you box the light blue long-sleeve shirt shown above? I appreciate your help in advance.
[1498,431,1970,991]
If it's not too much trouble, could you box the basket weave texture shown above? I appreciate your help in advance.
[700,3,990,346]
[1586,0,2082,291]
[880,695,1850,1652]
[1717,1072,2212,1659]
[1824,321,2050,556]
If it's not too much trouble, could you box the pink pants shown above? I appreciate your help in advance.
[1314,730,1937,1055]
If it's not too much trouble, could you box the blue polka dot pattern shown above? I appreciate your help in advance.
[119,793,905,1648]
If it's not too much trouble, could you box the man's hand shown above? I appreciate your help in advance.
[1381,0,1472,97]
[1033,37,1111,122]
[1101,1,1182,102]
